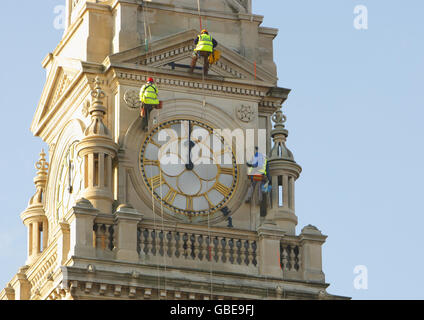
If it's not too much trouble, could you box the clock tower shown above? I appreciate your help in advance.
[0,0,348,300]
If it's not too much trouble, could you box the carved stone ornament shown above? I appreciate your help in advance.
[236,105,255,122]
[124,89,142,109]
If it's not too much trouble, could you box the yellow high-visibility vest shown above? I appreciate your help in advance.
[140,84,159,105]
[195,34,214,53]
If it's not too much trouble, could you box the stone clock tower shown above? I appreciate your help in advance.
[0,0,348,300]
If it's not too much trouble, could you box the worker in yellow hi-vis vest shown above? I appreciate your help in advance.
[139,77,159,131]
[189,29,218,76]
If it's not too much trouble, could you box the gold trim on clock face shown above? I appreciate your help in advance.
[140,119,239,217]
[56,141,83,221]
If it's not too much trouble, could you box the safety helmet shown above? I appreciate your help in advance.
[147,77,154,83]
[201,29,208,34]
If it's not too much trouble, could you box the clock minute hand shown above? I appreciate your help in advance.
[186,120,195,170]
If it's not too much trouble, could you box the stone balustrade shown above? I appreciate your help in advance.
[137,223,258,273]
[93,223,114,251]
[87,215,319,282]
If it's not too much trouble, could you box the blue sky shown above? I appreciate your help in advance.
[0,0,423,299]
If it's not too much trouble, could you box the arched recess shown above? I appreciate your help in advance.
[45,119,86,232]
[120,98,249,225]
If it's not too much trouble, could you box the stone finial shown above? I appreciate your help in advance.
[91,76,106,105]
[75,198,94,209]
[29,150,49,206]
[84,76,109,137]
[301,224,323,236]
[35,149,49,175]
[269,108,295,162]
[272,109,287,128]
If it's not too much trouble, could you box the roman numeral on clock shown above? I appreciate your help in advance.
[144,160,160,166]
[215,182,231,196]
[164,189,177,204]
[219,167,234,175]
[186,197,194,211]
[148,175,164,189]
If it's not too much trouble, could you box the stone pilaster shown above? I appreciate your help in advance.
[257,223,284,277]
[114,204,144,263]
[57,221,71,265]
[68,198,99,259]
[300,225,327,283]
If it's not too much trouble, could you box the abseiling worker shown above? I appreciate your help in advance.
[189,29,218,76]
[139,77,159,131]
[246,147,271,203]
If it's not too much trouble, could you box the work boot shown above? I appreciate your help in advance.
[189,56,198,73]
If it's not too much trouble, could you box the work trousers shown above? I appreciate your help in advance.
[190,51,211,76]
[140,104,154,131]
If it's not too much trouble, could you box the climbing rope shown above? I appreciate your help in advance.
[195,0,214,299]
[142,0,166,298]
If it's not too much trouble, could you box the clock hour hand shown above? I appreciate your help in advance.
[67,158,73,193]
[186,120,195,170]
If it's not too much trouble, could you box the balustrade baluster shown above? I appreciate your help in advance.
[247,240,254,266]
[216,237,223,263]
[241,240,247,265]
[236,239,242,265]
[175,232,182,258]
[168,231,175,258]
[281,245,288,270]
[193,234,201,261]
[183,233,189,259]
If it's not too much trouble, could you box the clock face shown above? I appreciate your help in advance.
[140,119,239,218]
[56,141,83,221]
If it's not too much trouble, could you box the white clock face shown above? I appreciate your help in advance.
[56,141,83,221]
[140,119,239,219]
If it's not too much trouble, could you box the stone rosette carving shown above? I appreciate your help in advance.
[124,89,142,109]
[236,105,255,122]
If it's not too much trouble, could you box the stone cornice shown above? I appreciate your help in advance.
[103,64,280,105]
[60,260,330,300]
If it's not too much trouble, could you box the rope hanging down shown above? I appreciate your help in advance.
[196,0,213,299]
[142,0,165,298]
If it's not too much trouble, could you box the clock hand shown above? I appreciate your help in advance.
[186,120,195,170]
[67,158,73,193]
